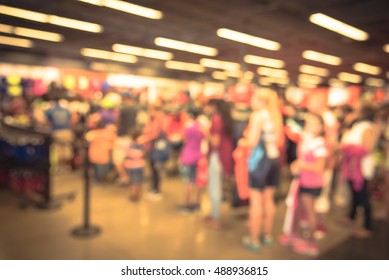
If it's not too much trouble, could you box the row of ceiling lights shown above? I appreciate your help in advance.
[0,3,388,88]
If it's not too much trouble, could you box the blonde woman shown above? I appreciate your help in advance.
[242,88,284,253]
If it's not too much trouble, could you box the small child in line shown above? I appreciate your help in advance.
[124,128,146,202]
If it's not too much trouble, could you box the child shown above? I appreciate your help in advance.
[288,113,328,256]
[178,109,205,212]
[124,128,146,202]
[85,120,116,184]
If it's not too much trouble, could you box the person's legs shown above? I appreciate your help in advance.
[208,152,222,220]
[348,180,359,222]
[149,159,160,193]
[263,187,276,240]
[354,180,372,238]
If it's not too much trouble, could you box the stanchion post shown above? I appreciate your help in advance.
[71,138,101,238]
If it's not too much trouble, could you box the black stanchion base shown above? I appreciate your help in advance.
[71,225,101,238]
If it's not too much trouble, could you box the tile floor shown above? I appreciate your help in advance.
[0,170,387,260]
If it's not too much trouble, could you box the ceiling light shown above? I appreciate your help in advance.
[0,35,33,48]
[0,5,103,33]
[298,81,317,89]
[48,16,102,33]
[243,71,255,80]
[338,72,362,84]
[217,28,281,51]
[81,48,137,63]
[257,67,288,78]
[0,24,64,42]
[299,64,329,77]
[200,58,240,71]
[309,13,369,41]
[0,5,47,22]
[366,77,385,88]
[224,71,242,78]
[0,24,13,34]
[243,54,285,68]
[113,44,173,60]
[165,61,205,73]
[298,74,322,84]
[302,50,342,65]
[154,37,218,56]
[14,27,63,42]
[78,0,163,20]
[384,44,389,53]
[353,62,381,75]
[212,71,228,80]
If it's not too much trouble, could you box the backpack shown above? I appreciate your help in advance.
[150,133,171,162]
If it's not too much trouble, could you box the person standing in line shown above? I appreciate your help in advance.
[203,98,234,229]
[288,113,328,256]
[141,104,167,201]
[339,106,379,238]
[177,109,205,212]
[306,92,339,239]
[241,88,283,253]
[113,92,138,186]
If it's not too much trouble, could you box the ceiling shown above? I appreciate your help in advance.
[1,0,389,86]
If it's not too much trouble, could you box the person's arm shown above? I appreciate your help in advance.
[299,156,327,173]
[246,112,262,148]
[362,126,376,152]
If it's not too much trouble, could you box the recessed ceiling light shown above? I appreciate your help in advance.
[338,72,362,83]
[113,44,173,60]
[200,58,240,71]
[257,67,288,78]
[299,64,330,77]
[0,35,33,48]
[81,48,137,63]
[165,61,205,73]
[366,77,385,87]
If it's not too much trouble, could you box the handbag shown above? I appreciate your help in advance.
[248,136,271,188]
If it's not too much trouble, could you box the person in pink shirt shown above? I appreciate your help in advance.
[290,113,328,256]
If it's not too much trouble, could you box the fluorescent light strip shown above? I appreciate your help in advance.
[81,48,137,63]
[14,27,63,42]
[302,50,342,65]
[384,44,389,53]
[217,28,280,51]
[78,0,163,20]
[0,24,13,34]
[298,74,322,84]
[366,77,385,88]
[0,35,33,48]
[0,5,102,33]
[299,64,329,77]
[243,71,255,80]
[309,13,369,41]
[298,81,317,89]
[257,67,288,78]
[165,61,205,73]
[353,62,381,75]
[338,72,362,84]
[244,54,285,68]
[212,71,228,80]
[113,44,173,60]
[200,58,240,71]
[154,37,218,56]
[0,24,63,42]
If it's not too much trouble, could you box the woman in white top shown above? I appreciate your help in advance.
[242,88,284,253]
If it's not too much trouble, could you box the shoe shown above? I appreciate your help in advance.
[177,205,192,213]
[242,235,261,253]
[261,235,273,247]
[293,240,319,257]
[146,192,163,201]
[278,234,300,246]
[190,203,201,212]
[313,224,328,240]
[203,216,222,229]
